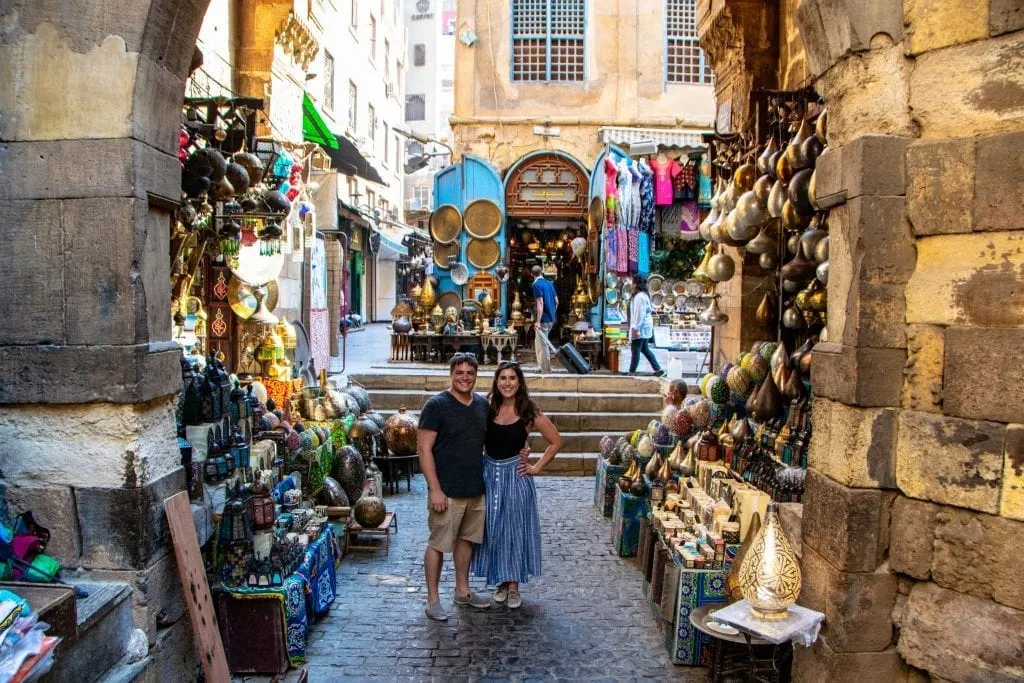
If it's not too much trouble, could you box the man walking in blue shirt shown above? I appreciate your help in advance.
[531,265,558,373]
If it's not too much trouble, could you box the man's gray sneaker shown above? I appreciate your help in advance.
[453,591,491,609]
[425,601,449,621]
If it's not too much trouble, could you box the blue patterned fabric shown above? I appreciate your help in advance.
[639,164,656,233]
[471,456,543,585]
[224,527,337,666]
[638,231,651,276]
[611,488,647,557]
[668,569,728,665]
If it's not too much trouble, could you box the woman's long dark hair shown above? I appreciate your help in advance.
[633,274,649,294]
[488,361,538,426]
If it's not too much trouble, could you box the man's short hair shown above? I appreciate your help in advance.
[531,265,542,277]
[449,352,479,371]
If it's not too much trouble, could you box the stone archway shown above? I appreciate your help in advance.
[0,1,211,676]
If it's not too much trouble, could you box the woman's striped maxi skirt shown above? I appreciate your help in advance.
[471,455,543,586]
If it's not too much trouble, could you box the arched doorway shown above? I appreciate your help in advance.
[502,151,591,340]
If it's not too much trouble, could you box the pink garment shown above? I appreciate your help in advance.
[649,157,682,205]
[604,157,620,227]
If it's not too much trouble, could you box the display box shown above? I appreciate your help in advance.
[611,488,647,557]
[666,568,728,666]
[594,457,627,517]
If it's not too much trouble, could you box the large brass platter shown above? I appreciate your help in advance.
[433,242,459,269]
[463,199,502,239]
[429,204,463,244]
[437,291,462,314]
[466,238,500,269]
[228,277,279,319]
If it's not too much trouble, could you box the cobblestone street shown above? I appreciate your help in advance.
[277,476,706,682]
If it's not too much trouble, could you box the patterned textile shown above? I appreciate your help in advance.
[611,487,648,557]
[604,157,620,228]
[649,157,682,205]
[679,201,701,240]
[617,161,635,229]
[628,166,642,229]
[638,162,656,234]
[627,228,639,274]
[698,154,713,208]
[615,226,629,273]
[471,455,543,585]
[594,457,627,517]
[668,569,728,665]
[223,527,337,665]
[263,378,293,414]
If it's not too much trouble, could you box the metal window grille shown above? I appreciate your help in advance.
[323,51,335,111]
[348,81,358,130]
[511,0,585,82]
[665,0,713,84]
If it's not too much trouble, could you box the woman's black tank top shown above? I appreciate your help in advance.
[486,418,529,461]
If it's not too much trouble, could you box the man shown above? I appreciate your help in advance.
[664,379,688,408]
[417,352,492,621]
[531,265,558,374]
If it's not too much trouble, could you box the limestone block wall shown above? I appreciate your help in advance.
[701,0,1024,680]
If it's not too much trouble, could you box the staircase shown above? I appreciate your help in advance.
[350,371,667,476]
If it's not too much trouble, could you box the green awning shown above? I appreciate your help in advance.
[302,93,338,149]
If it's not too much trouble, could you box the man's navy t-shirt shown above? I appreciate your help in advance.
[532,277,558,324]
[418,391,488,498]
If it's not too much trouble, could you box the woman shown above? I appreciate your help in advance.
[471,361,563,609]
[628,274,666,377]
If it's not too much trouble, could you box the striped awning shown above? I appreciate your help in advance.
[598,126,711,150]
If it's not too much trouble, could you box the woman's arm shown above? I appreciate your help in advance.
[520,412,563,476]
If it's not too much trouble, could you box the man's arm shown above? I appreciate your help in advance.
[418,428,448,512]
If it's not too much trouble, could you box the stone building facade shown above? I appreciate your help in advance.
[698,0,1024,680]
[450,0,717,171]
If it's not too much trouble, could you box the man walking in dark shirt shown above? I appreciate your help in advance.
[417,352,492,620]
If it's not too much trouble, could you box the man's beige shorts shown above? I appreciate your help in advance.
[427,495,486,553]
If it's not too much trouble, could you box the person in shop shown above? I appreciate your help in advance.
[626,275,666,377]
[531,265,558,374]
[471,360,563,609]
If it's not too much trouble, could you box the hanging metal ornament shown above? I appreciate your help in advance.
[759,252,778,269]
[699,204,720,242]
[788,119,815,170]
[782,278,802,294]
[707,252,736,282]
[814,235,830,264]
[757,139,779,176]
[698,295,730,326]
[815,109,829,145]
[730,191,768,241]
[816,260,830,284]
[753,175,773,206]
[767,179,787,219]
[734,162,757,193]
[746,224,778,255]
[782,305,806,329]
[786,233,801,255]
[800,225,828,261]
[788,168,815,216]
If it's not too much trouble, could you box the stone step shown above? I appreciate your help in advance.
[367,389,664,413]
[350,371,665,395]
[46,581,134,683]
[528,452,599,477]
[528,431,627,453]
[377,409,657,433]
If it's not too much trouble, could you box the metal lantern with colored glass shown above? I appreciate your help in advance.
[219,499,252,546]
[250,478,276,530]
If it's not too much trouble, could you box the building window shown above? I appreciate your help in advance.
[395,134,401,171]
[370,15,377,61]
[666,0,713,84]
[346,80,358,130]
[413,43,426,66]
[511,0,586,82]
[367,189,376,209]
[368,104,377,146]
[323,50,335,111]
[383,123,389,164]
[415,184,430,206]
[348,81,358,130]
[351,0,358,28]
[405,94,426,121]
[384,40,391,80]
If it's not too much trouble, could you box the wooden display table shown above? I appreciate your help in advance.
[347,511,398,554]
[390,333,410,361]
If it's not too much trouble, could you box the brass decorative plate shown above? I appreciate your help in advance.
[429,204,463,244]
[466,238,500,269]
[433,241,459,269]
[437,291,462,313]
[228,277,279,319]
[463,199,502,239]
[672,280,688,296]
[648,274,664,294]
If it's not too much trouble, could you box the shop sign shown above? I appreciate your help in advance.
[519,187,577,203]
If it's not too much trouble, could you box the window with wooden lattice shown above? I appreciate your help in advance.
[511,0,586,82]
[505,153,589,218]
[665,0,713,84]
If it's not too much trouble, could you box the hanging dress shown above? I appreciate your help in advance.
[604,157,621,274]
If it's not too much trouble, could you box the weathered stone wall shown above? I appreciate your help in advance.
[700,0,1024,680]
[0,0,212,678]
[451,0,716,170]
